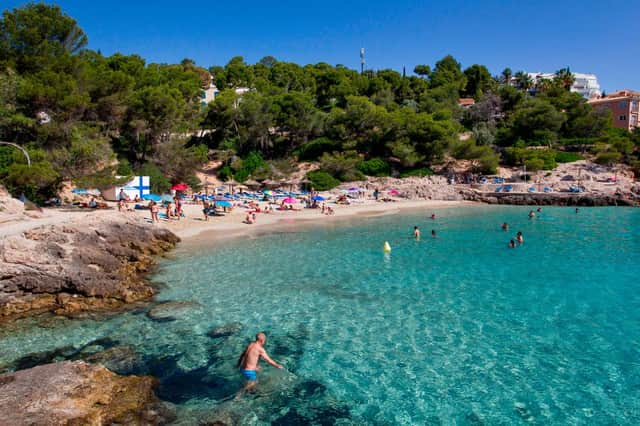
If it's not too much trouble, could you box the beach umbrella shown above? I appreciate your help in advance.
[244,179,260,188]
[312,195,325,201]
[348,186,360,192]
[388,189,400,195]
[215,200,233,208]
[282,197,297,204]
[142,194,162,202]
[161,194,174,202]
[262,179,279,188]
[262,189,273,195]
[171,183,189,191]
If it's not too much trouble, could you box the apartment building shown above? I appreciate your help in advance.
[588,90,640,131]
[526,72,602,99]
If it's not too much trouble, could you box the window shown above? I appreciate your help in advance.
[631,114,638,126]
[619,115,627,121]
[619,101,628,108]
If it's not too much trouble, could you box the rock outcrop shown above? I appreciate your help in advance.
[0,361,171,425]
[0,214,179,320]
[460,190,638,206]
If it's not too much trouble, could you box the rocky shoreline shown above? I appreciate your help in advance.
[460,190,639,206]
[0,361,173,425]
[0,214,180,321]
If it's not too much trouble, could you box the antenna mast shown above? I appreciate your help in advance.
[360,48,365,74]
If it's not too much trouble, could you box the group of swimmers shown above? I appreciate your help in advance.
[413,226,437,240]
[412,213,438,240]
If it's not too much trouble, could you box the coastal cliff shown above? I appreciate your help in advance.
[0,361,169,425]
[0,215,180,320]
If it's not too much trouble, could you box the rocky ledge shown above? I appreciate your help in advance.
[0,361,170,425]
[0,214,179,320]
[461,190,639,206]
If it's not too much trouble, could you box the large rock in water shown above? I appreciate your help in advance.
[0,361,169,425]
[0,214,180,320]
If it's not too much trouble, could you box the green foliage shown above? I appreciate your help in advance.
[504,147,557,170]
[306,170,340,190]
[554,151,583,163]
[319,151,364,181]
[233,151,265,182]
[297,137,338,160]
[217,165,233,181]
[2,161,60,203]
[594,150,622,165]
[451,139,500,174]
[116,158,134,176]
[0,4,633,199]
[137,162,170,193]
[400,167,434,178]
[524,157,545,172]
[357,158,391,177]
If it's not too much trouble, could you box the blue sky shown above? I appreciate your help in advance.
[3,0,638,92]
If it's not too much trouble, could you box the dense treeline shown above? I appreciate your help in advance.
[0,4,638,200]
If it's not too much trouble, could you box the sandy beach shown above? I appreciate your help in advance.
[0,197,469,244]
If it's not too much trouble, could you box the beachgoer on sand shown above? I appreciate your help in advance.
[236,332,283,395]
[150,201,159,223]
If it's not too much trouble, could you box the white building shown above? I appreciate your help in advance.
[200,76,251,107]
[526,72,601,99]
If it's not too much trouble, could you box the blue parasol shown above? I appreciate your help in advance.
[142,194,162,202]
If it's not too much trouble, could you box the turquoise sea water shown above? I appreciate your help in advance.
[1,206,640,424]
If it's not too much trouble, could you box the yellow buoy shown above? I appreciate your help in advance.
[383,241,391,253]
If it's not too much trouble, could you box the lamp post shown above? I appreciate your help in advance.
[0,141,31,167]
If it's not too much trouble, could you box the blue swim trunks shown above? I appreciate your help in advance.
[241,369,257,381]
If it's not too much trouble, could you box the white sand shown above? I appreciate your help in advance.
[0,198,470,244]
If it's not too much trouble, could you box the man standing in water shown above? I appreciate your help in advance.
[413,226,421,240]
[237,332,283,394]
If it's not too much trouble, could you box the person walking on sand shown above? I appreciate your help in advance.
[149,201,159,223]
[237,332,283,395]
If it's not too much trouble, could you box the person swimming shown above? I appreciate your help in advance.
[509,239,516,248]
[430,213,436,220]
[431,229,436,238]
[528,210,535,218]
[516,231,524,244]
[501,222,508,231]
[413,226,421,240]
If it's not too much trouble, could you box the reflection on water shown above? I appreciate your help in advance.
[1,206,639,424]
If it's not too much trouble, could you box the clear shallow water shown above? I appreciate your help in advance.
[1,206,640,424]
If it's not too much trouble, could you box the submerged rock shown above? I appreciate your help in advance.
[0,361,170,425]
[83,345,141,374]
[0,215,180,321]
[147,300,200,322]
[207,322,243,339]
